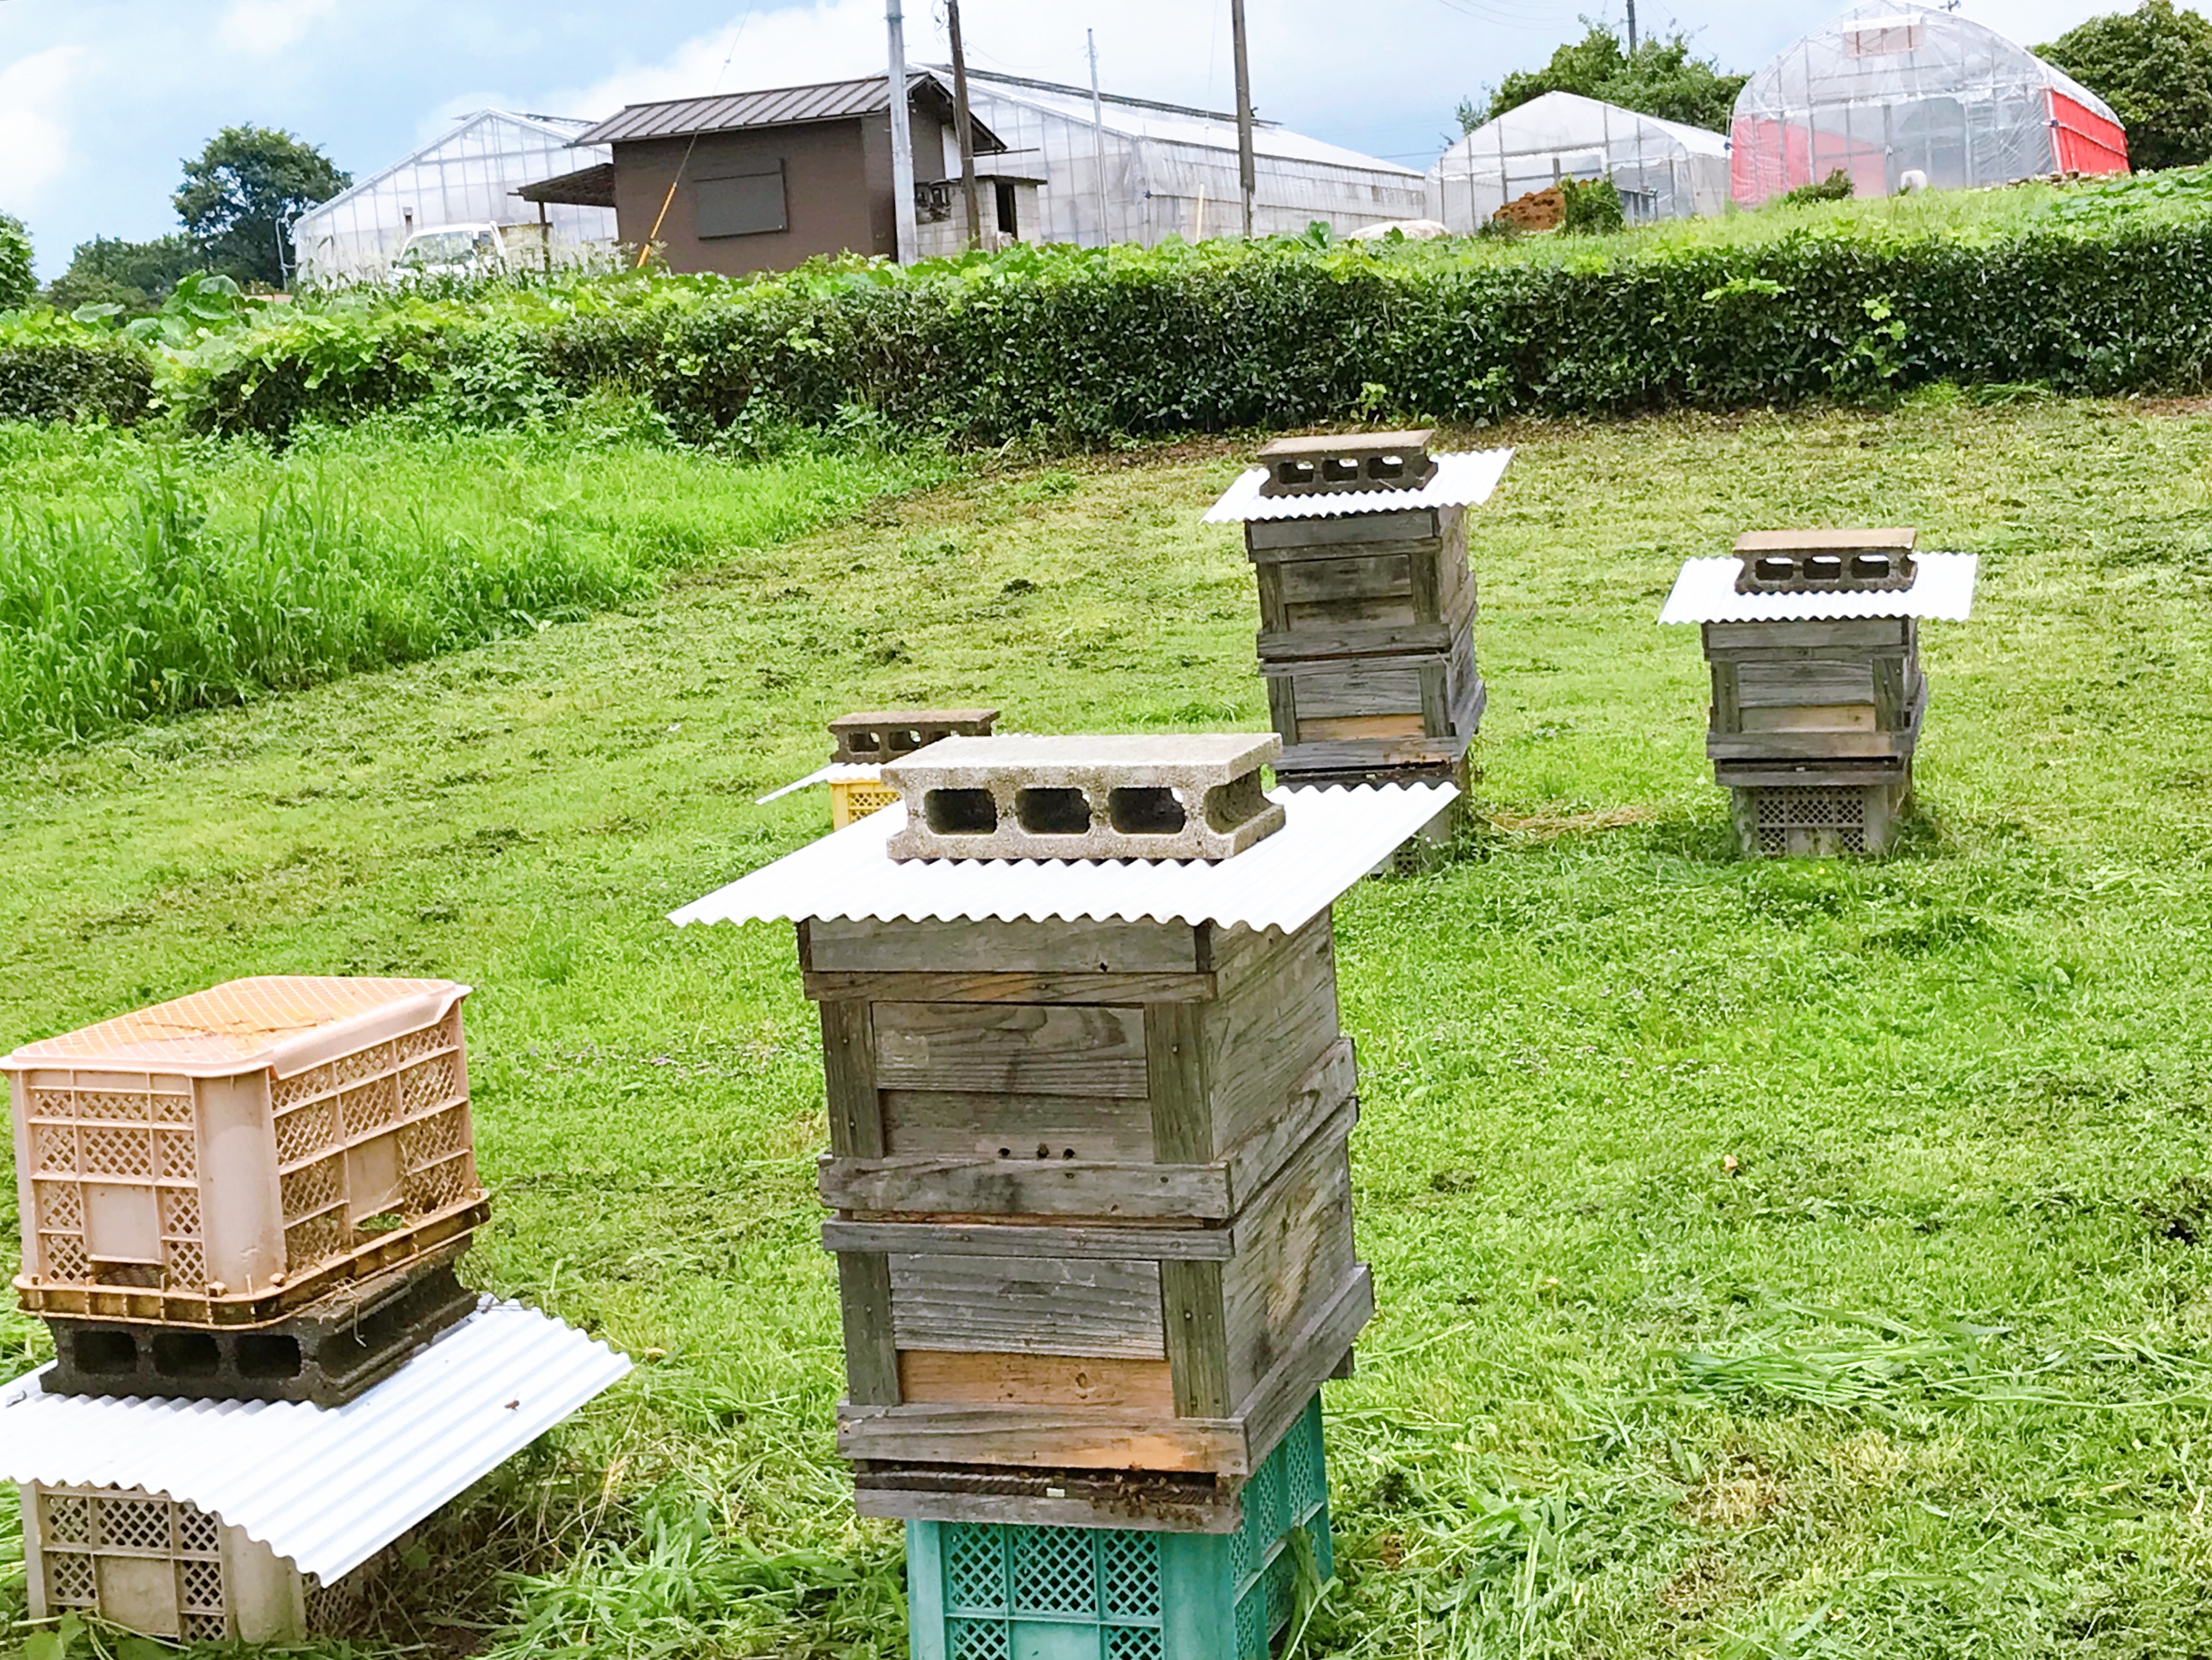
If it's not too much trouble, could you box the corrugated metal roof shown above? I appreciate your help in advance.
[672,783,1455,935]
[756,762,882,804]
[577,71,1002,151]
[0,1303,630,1584]
[1659,552,1979,623]
[4,978,469,1080]
[1204,450,1513,523]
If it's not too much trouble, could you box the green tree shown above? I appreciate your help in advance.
[2041,1,2212,172]
[48,234,201,314]
[173,125,349,289]
[1458,22,1747,135]
[0,214,32,309]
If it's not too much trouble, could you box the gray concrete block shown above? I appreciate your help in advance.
[829,708,1000,765]
[882,734,1286,862]
[1257,430,1437,498]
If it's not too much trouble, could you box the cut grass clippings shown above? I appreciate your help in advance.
[7,392,2212,1656]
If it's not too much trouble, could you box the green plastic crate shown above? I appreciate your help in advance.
[906,1394,1333,1660]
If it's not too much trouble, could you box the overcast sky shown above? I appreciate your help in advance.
[0,0,2123,277]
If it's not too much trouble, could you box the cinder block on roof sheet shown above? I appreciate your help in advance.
[1256,430,1437,498]
[827,708,1000,765]
[1733,528,1918,595]
[882,734,1286,862]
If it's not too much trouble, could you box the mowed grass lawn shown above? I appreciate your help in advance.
[6,392,2212,1658]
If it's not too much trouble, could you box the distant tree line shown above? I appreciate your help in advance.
[1457,1,2212,174]
[43,126,348,314]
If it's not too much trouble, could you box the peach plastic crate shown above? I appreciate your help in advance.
[7,978,487,1325]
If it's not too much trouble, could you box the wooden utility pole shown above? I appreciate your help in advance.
[886,0,919,263]
[947,0,983,248]
[1626,0,1639,55]
[1230,0,1256,237]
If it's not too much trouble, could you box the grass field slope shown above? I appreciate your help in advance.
[6,392,2212,1658]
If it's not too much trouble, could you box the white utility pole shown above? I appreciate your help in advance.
[886,0,919,263]
[1230,0,1256,238]
[1087,29,1110,242]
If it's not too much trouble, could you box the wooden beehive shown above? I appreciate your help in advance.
[1665,530,1977,857]
[7,978,487,1327]
[806,909,1368,1530]
[1215,434,1508,790]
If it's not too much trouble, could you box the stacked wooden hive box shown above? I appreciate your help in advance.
[2,977,630,1642]
[675,734,1457,1660]
[1203,431,1513,793]
[1661,530,1980,856]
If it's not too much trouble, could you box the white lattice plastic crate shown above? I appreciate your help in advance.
[22,1481,374,1643]
[7,978,486,1325]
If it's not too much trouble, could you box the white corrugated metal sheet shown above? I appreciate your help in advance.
[1659,553,1979,624]
[1204,450,1513,523]
[0,1303,629,1584]
[756,762,883,804]
[672,783,1455,935]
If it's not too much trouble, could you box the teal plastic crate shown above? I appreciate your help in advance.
[906,1394,1333,1660]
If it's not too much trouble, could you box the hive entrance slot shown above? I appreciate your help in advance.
[1108,788,1186,836]
[1017,788,1092,836]
[925,788,999,835]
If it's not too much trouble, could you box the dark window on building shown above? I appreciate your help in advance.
[695,163,788,238]
[994,179,1018,238]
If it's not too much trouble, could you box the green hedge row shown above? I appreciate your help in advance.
[0,336,153,426]
[21,218,2212,441]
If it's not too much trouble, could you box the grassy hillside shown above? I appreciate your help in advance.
[6,390,2212,1657]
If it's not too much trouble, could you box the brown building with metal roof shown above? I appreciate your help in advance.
[524,71,1008,276]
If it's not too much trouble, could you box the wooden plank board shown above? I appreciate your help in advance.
[1300,713,1427,741]
[1704,618,1910,653]
[1735,661,1878,707]
[1707,728,1912,762]
[1222,1117,1357,1400]
[1245,512,1438,553]
[1145,1001,1212,1164]
[837,1402,1248,1474]
[824,1219,1235,1260]
[1161,1258,1233,1419]
[805,970,1215,1006]
[1204,913,1341,1158]
[880,1090,1154,1162]
[896,1350,1176,1414]
[853,1469,1241,1533]
[1267,659,1427,720]
[1274,553,1413,607]
[821,1147,1225,1218]
[1228,1264,1374,1477]
[807,917,1203,975]
[1221,1052,1356,1215]
[837,1252,900,1405]
[889,1254,1165,1357]
[1275,733,1468,772]
[1711,661,1742,734]
[1739,704,1879,733]
[820,1000,883,1160]
[873,1002,1148,1097]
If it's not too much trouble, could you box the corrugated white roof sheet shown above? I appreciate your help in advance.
[1659,552,1979,623]
[756,762,883,804]
[0,1303,629,1584]
[1204,450,1513,523]
[672,783,1455,935]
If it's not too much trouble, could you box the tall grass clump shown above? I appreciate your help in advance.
[0,421,948,746]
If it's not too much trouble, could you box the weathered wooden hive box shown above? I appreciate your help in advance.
[1203,432,1513,789]
[6,977,489,1402]
[1661,530,1979,856]
[673,738,1455,1530]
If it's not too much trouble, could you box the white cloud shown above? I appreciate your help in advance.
[0,46,86,215]
[218,0,339,58]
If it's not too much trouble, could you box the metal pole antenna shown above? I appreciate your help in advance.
[885,0,919,263]
[1087,28,1110,243]
[948,0,983,248]
[1230,0,1256,237]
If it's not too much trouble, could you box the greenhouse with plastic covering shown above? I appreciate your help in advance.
[1426,91,1730,230]
[1730,2,2129,206]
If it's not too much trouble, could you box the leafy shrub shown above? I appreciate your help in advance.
[0,217,32,311]
[1781,169,1857,207]
[0,312,153,425]
[1559,178,1627,235]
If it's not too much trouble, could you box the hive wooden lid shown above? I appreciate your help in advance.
[4,977,469,1078]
